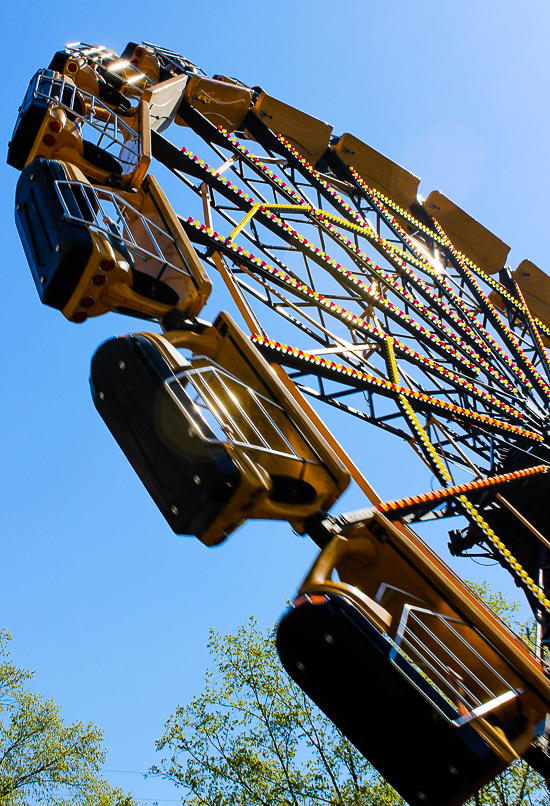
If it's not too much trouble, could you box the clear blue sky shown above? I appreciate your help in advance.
[1,0,549,801]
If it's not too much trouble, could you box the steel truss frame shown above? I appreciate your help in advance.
[149,105,550,639]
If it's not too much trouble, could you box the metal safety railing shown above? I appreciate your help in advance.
[142,41,204,76]
[388,604,520,727]
[54,179,189,278]
[16,70,142,172]
[165,361,321,467]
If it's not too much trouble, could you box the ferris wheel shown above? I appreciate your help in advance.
[9,39,550,806]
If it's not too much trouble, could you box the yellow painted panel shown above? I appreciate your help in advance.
[249,92,332,166]
[333,133,419,209]
[423,191,510,275]
[179,75,253,132]
[511,260,550,328]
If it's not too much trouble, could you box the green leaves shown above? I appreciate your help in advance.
[468,761,550,806]
[0,630,138,806]
[150,618,403,806]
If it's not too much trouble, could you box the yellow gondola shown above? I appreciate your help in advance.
[278,508,550,805]
[8,69,150,189]
[90,312,350,545]
[14,158,211,323]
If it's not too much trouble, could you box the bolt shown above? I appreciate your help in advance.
[119,361,126,370]
[39,276,46,284]
[193,475,201,485]
[417,793,427,802]
[296,661,305,671]
[98,392,105,400]
[324,633,334,644]
[55,245,60,252]
[448,766,458,776]
[16,204,21,211]
[171,505,179,515]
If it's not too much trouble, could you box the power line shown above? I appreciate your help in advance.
[99,771,182,802]
[54,794,180,803]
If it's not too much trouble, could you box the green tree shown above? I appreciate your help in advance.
[470,762,549,806]
[465,584,550,806]
[150,602,550,806]
[150,616,403,806]
[0,629,137,806]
